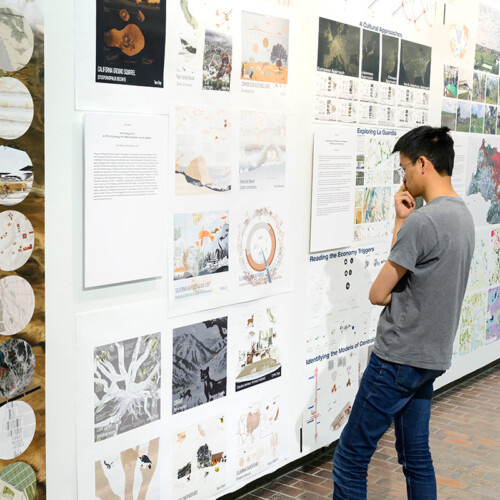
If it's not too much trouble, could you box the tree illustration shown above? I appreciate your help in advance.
[270,43,288,69]
[94,335,160,439]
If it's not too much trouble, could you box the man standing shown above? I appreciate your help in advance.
[332,126,475,499]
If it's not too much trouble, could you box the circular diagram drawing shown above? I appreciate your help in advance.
[0,210,34,271]
[0,401,36,459]
[0,275,35,336]
[0,338,35,399]
[0,8,34,72]
[0,146,34,206]
[238,207,284,286]
[0,462,36,500]
[0,77,34,140]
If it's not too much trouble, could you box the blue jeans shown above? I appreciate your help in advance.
[332,352,444,499]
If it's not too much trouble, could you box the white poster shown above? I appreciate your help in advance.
[303,349,358,452]
[84,112,167,287]
[173,414,227,500]
[310,125,356,252]
[76,300,166,500]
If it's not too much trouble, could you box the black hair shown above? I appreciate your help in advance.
[392,126,454,176]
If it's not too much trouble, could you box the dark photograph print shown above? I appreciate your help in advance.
[361,29,380,81]
[317,18,360,77]
[398,39,431,89]
[95,0,166,87]
[172,317,227,415]
[381,34,399,84]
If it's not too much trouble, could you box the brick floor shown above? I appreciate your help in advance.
[234,360,500,499]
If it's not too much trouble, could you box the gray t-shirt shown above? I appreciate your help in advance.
[373,196,475,370]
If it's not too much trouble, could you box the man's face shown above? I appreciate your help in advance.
[399,153,421,197]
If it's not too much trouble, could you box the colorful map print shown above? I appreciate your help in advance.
[490,229,500,286]
[458,292,486,355]
[467,232,488,292]
[486,286,500,344]
[362,187,392,223]
[467,139,500,224]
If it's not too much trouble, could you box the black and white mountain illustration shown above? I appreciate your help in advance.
[172,317,227,414]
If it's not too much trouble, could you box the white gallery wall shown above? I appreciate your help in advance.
[45,1,500,499]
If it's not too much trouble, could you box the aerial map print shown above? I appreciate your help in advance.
[0,338,35,398]
[94,333,161,442]
[398,39,431,89]
[467,138,500,224]
[317,18,360,77]
[0,7,33,72]
[0,275,35,336]
[458,292,486,355]
[486,286,500,344]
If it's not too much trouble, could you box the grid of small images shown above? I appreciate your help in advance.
[442,2,500,135]
[315,19,431,128]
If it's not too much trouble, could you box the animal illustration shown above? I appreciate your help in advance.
[139,455,152,469]
[247,314,254,327]
[180,389,192,401]
[246,344,257,365]
[103,460,113,470]
[200,367,226,402]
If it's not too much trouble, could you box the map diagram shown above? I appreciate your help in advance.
[0,401,36,459]
[458,292,486,355]
[486,286,500,344]
[235,304,281,392]
[238,207,284,287]
[95,438,159,500]
[0,338,35,399]
[236,395,282,482]
[0,275,35,336]
[239,111,286,191]
[0,210,34,271]
[172,316,227,414]
[0,7,34,72]
[466,138,500,224]
[94,333,161,442]
[175,106,233,195]
[362,187,392,223]
[465,231,488,293]
[173,414,226,500]
[490,229,500,286]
